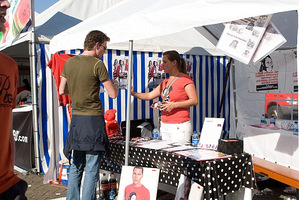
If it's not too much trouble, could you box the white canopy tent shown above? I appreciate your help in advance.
[50,0,299,165]
[50,0,299,54]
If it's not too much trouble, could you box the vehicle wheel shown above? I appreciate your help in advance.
[267,105,283,119]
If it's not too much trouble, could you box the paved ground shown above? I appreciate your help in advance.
[14,170,175,200]
[15,170,67,200]
[15,170,297,200]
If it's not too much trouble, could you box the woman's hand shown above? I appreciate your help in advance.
[160,101,176,112]
[130,86,135,96]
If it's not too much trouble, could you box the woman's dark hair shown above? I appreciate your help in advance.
[259,55,272,72]
[163,50,186,74]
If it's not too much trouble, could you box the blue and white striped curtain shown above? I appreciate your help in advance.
[35,44,230,174]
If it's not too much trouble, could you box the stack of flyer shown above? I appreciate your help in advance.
[216,15,286,64]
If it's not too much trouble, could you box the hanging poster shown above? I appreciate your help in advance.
[248,50,297,93]
[147,57,165,88]
[0,0,31,44]
[252,22,287,64]
[216,15,272,64]
[112,56,129,89]
[186,59,193,79]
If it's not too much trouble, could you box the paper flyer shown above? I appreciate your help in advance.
[216,15,272,64]
[198,117,224,150]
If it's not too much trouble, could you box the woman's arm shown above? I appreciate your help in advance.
[131,84,161,100]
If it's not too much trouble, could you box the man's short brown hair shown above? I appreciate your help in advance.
[84,30,110,50]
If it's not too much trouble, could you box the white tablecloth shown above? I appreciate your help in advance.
[244,125,299,171]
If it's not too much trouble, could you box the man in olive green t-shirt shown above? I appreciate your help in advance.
[59,30,119,200]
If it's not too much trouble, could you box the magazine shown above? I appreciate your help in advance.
[216,15,272,64]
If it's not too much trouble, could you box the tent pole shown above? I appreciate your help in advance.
[217,58,233,118]
[29,0,40,173]
[125,40,133,166]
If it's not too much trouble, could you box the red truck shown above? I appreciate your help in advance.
[265,93,298,119]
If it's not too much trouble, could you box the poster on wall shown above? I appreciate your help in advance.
[186,59,193,79]
[216,15,272,64]
[248,50,297,93]
[147,57,165,88]
[112,56,129,89]
[0,0,31,44]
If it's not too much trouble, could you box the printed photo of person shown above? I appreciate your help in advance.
[186,59,193,78]
[118,166,160,200]
[259,55,274,72]
[112,56,128,89]
[229,40,238,49]
[148,58,165,88]
[246,22,255,31]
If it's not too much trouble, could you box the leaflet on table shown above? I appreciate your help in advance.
[199,117,224,150]
[173,149,232,161]
[136,140,179,150]
[162,144,196,152]
[252,22,287,64]
[216,15,272,64]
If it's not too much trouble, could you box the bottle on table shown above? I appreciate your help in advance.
[261,114,266,124]
[270,114,276,126]
[101,173,109,200]
[109,172,117,194]
[293,121,298,135]
[152,126,159,140]
[191,131,199,147]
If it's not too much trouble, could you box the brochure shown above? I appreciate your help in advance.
[216,15,272,64]
[198,117,224,150]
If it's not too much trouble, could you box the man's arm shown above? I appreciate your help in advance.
[59,76,69,95]
[102,79,119,99]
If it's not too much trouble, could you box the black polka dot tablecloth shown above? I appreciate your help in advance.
[101,140,257,200]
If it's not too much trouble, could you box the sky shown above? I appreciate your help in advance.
[35,0,59,13]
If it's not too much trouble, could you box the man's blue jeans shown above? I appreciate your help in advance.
[66,150,103,200]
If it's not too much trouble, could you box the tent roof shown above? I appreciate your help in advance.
[50,0,299,55]
[0,0,124,57]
